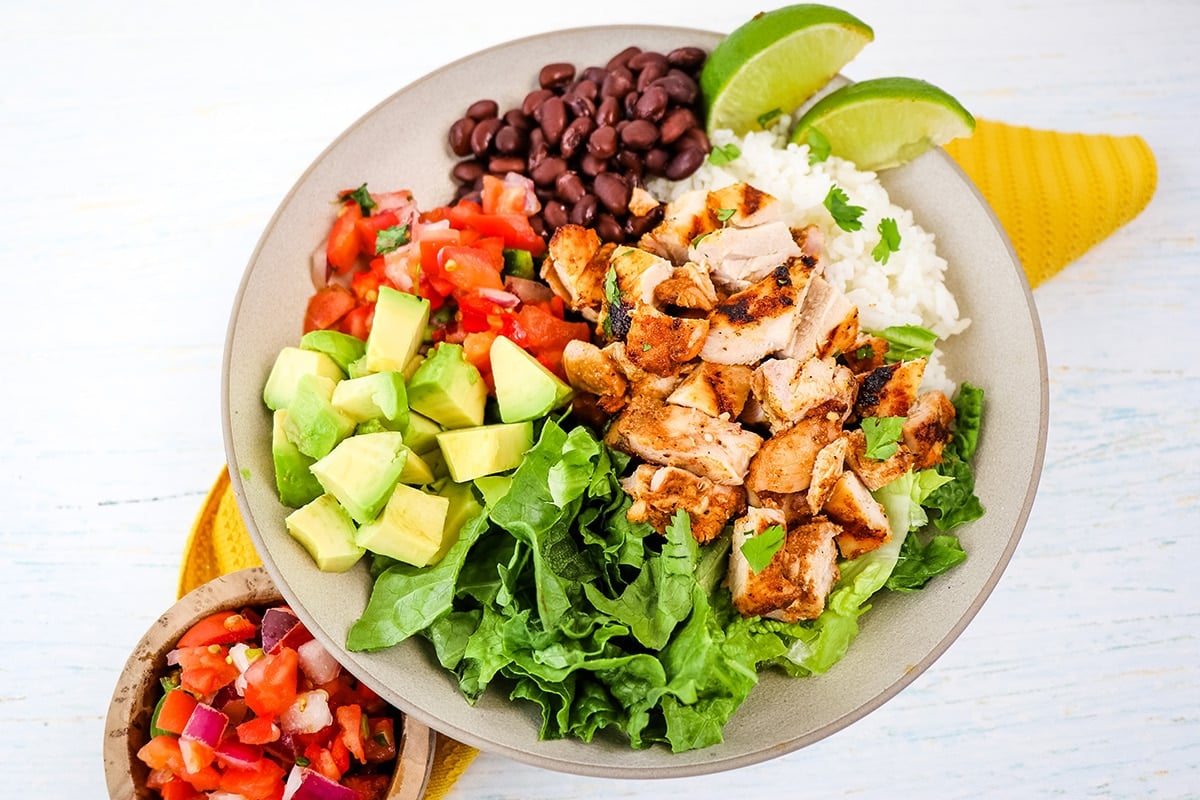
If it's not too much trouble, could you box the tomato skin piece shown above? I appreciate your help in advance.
[362,717,397,764]
[174,646,240,696]
[218,759,286,800]
[338,303,373,341]
[159,776,205,800]
[243,648,299,719]
[304,285,357,333]
[154,689,198,736]
[334,704,366,763]
[326,201,364,273]
[177,611,257,649]
[138,734,186,773]
[236,715,281,745]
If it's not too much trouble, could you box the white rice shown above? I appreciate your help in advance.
[646,115,968,395]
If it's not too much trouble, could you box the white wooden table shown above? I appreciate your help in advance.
[2,1,1196,796]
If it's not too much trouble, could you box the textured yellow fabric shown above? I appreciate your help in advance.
[180,119,1155,797]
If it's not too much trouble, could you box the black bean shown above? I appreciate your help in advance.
[488,155,527,175]
[573,78,598,102]
[593,172,632,215]
[677,126,711,154]
[620,119,658,150]
[606,46,641,71]
[582,65,607,84]
[539,62,576,90]
[634,85,669,121]
[528,214,548,238]
[448,117,476,157]
[623,91,639,118]
[560,117,595,159]
[615,149,644,179]
[644,147,670,175]
[652,71,699,105]
[494,124,527,155]
[587,125,618,159]
[554,171,587,205]
[636,60,668,92]
[466,99,499,121]
[504,108,532,130]
[667,46,707,71]
[469,117,503,157]
[451,159,485,185]
[543,200,569,229]
[530,155,568,186]
[627,50,668,74]
[665,146,705,180]
[564,93,596,119]
[580,153,609,177]
[658,107,698,144]
[601,67,634,98]
[624,207,663,239]
[596,96,621,127]
[538,96,567,145]
[461,190,482,205]
[596,213,623,243]
[522,88,554,116]
[569,194,598,226]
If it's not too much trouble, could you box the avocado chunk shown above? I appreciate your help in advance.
[407,342,487,429]
[355,483,451,567]
[331,371,409,430]
[309,431,408,525]
[472,474,513,507]
[283,374,356,459]
[400,411,442,454]
[271,410,324,508]
[300,329,366,373]
[397,446,437,486]
[489,335,574,422]
[432,480,485,563]
[263,346,344,411]
[436,421,533,482]
[365,287,429,374]
[285,494,364,572]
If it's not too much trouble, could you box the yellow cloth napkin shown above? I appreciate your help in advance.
[179,119,1155,797]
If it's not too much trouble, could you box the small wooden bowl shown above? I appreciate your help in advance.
[104,567,435,800]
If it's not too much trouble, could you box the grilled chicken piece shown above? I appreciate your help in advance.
[902,390,957,469]
[855,359,927,419]
[611,245,676,306]
[653,263,719,311]
[541,224,610,313]
[751,356,858,433]
[624,306,709,377]
[561,339,627,411]
[605,397,763,485]
[745,405,843,495]
[823,470,893,559]
[747,489,811,526]
[781,275,859,361]
[806,433,850,515]
[689,220,804,294]
[843,428,914,491]
[728,510,841,622]
[792,224,825,262]
[667,362,753,420]
[700,260,816,365]
[622,464,747,544]
[603,342,681,399]
[628,186,661,217]
[638,188,716,264]
[706,182,784,228]
[842,334,890,374]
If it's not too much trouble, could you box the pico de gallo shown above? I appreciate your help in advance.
[305,174,589,391]
[136,604,400,800]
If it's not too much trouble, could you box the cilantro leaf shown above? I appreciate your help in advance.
[875,325,939,362]
[861,416,905,460]
[338,183,377,215]
[823,185,865,232]
[715,207,736,223]
[739,524,786,573]
[854,344,875,361]
[602,266,631,339]
[707,143,741,166]
[756,107,783,128]
[690,230,713,248]
[871,217,902,264]
[805,127,831,164]
[375,224,411,255]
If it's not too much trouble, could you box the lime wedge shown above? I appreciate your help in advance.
[790,76,976,170]
[701,4,874,135]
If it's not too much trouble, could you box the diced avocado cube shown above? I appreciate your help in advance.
[402,354,425,382]
[365,287,429,374]
[300,329,366,373]
[346,355,371,379]
[263,346,344,411]
[436,421,533,483]
[489,335,574,423]
[309,431,408,525]
[420,447,450,481]
[271,410,323,508]
[355,419,389,435]
[283,374,356,459]
[285,494,364,573]
[397,447,436,486]
[472,474,513,507]
[332,371,409,430]
[407,342,487,429]
[355,483,451,567]
[431,480,485,563]
[400,411,442,454]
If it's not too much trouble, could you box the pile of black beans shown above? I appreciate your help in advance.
[446,45,711,246]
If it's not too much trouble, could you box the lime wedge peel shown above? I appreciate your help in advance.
[701,4,875,136]
[790,77,977,171]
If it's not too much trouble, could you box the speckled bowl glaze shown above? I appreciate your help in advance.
[103,567,435,800]
[221,25,1047,780]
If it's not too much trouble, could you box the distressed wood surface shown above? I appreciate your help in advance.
[0,1,1196,797]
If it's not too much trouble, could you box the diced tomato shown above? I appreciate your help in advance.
[326,201,364,273]
[480,175,529,216]
[342,774,391,800]
[461,330,497,388]
[174,646,240,696]
[155,689,198,736]
[237,716,281,745]
[351,265,388,305]
[303,285,357,333]
[512,304,591,358]
[304,743,343,782]
[218,759,287,800]
[138,734,186,773]
[179,737,216,775]
[458,211,545,256]
[334,704,366,763]
[160,776,205,800]
[441,198,483,229]
[243,648,299,718]
[338,303,373,341]
[329,736,351,774]
[362,717,397,764]
[179,761,221,792]
[178,611,258,649]
[354,210,400,256]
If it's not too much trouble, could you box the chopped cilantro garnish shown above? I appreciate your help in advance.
[854,344,875,361]
[875,325,939,362]
[740,524,786,573]
[861,416,906,460]
[805,127,831,164]
[338,183,377,215]
[602,266,631,339]
[707,143,741,166]
[823,185,865,232]
[690,230,713,248]
[641,342,652,352]
[295,755,311,767]
[715,207,736,223]
[757,107,783,128]
[375,224,411,255]
[871,217,902,264]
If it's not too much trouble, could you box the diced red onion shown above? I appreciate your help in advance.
[282,766,360,800]
[181,702,228,748]
[476,288,521,309]
[165,649,182,666]
[503,171,541,215]
[261,608,311,654]
[504,276,555,305]
[311,246,332,289]
[214,738,263,770]
[280,690,332,735]
[382,248,416,292]
[297,638,340,686]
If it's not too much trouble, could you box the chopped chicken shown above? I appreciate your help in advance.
[628,186,660,217]
[603,342,681,399]
[745,406,842,495]
[854,359,927,419]
[843,428,915,491]
[751,356,858,433]
[728,510,841,622]
[823,470,893,559]
[706,182,784,228]
[541,224,610,313]
[700,260,816,365]
[561,339,627,412]
[689,221,804,294]
[605,397,763,485]
[780,274,859,361]
[842,334,890,374]
[624,305,709,377]
[747,489,811,526]
[638,188,716,263]
[902,390,957,469]
[792,224,824,263]
[667,362,753,420]
[653,263,719,311]
[622,464,747,544]
[806,434,850,515]
[611,245,676,306]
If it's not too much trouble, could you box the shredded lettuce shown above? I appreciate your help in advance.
[925,382,986,530]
